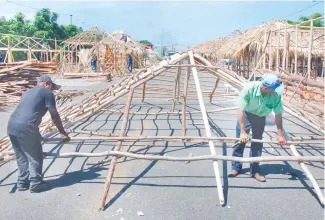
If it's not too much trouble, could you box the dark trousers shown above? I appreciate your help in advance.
[231,112,266,174]
[9,134,43,189]
[128,63,133,72]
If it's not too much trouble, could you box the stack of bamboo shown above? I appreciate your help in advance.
[0,70,40,106]
[0,53,188,161]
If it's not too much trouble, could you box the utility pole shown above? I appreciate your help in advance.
[70,15,73,25]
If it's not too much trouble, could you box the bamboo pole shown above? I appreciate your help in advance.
[289,144,324,204]
[209,78,220,103]
[87,145,155,165]
[263,31,267,69]
[307,20,313,78]
[102,106,239,115]
[44,135,325,145]
[285,32,290,73]
[142,82,146,101]
[177,61,182,101]
[189,51,224,205]
[182,66,191,136]
[100,87,135,211]
[295,25,298,75]
[282,24,287,70]
[43,151,324,163]
[172,61,182,111]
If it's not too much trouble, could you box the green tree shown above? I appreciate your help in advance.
[139,40,153,45]
[287,12,324,27]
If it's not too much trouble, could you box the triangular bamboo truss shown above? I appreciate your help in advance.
[0,51,324,210]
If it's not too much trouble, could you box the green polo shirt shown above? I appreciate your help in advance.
[239,81,283,116]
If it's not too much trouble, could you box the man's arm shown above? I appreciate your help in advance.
[48,108,67,135]
[273,96,287,145]
[44,91,70,141]
[238,110,249,143]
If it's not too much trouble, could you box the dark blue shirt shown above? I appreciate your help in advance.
[7,86,56,137]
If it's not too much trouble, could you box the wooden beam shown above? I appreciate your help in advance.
[209,78,220,103]
[289,143,324,204]
[42,151,324,163]
[295,25,298,75]
[307,20,313,78]
[172,61,182,111]
[188,50,225,205]
[100,87,135,211]
[141,82,146,102]
[182,66,190,136]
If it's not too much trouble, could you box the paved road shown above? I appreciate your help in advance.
[0,70,324,220]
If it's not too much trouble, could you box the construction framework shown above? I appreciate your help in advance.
[0,32,63,63]
[61,26,146,77]
[0,50,324,210]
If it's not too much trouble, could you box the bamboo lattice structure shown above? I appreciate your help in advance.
[0,50,324,209]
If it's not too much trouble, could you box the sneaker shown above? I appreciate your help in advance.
[30,181,52,193]
[228,170,240,177]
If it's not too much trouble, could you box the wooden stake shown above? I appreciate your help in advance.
[100,87,134,211]
[177,61,182,101]
[188,51,225,205]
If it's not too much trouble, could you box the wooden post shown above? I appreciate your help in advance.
[263,31,267,69]
[188,51,225,205]
[142,82,146,101]
[276,25,280,69]
[182,66,190,136]
[307,20,313,78]
[7,35,13,63]
[209,78,220,103]
[177,61,182,101]
[294,25,298,75]
[172,61,182,111]
[282,24,287,70]
[286,32,290,73]
[100,87,135,211]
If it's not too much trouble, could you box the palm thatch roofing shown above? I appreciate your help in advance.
[193,20,324,60]
[64,26,109,46]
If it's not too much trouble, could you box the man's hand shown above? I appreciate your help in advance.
[240,131,249,143]
[278,134,287,145]
[60,133,71,142]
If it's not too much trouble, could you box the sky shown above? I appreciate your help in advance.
[0,1,324,47]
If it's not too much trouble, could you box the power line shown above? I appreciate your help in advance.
[6,0,72,17]
[280,1,323,20]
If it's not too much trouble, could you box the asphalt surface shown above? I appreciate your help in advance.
[0,70,324,220]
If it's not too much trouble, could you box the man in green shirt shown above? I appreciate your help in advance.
[228,74,287,182]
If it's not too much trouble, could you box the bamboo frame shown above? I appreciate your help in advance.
[189,51,224,205]
[43,151,324,163]
[0,50,323,210]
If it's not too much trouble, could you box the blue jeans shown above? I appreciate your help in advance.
[128,63,133,72]
[9,134,43,189]
[91,64,96,72]
[232,112,266,174]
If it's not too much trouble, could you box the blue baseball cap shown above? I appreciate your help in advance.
[261,74,284,95]
[38,75,61,90]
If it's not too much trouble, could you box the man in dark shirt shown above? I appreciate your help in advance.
[7,75,70,193]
